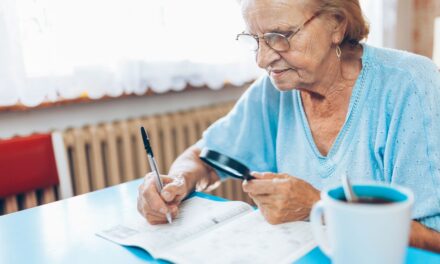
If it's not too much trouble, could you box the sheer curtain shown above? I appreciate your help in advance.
[0,0,396,107]
[360,0,398,48]
[0,0,261,107]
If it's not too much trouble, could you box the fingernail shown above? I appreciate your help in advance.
[160,208,168,214]
[162,191,171,200]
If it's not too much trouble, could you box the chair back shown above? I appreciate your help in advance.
[0,134,59,198]
[0,132,73,215]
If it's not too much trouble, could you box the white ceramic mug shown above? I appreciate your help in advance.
[310,184,414,264]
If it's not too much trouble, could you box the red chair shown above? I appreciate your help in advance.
[0,132,73,215]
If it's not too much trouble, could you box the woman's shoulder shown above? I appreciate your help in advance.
[364,44,439,84]
[363,44,440,115]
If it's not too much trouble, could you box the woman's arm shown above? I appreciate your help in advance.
[167,145,221,193]
[410,221,440,253]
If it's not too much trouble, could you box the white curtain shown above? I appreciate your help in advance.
[360,0,398,48]
[0,0,396,107]
[0,0,261,107]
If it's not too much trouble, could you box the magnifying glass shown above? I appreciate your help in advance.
[199,148,255,180]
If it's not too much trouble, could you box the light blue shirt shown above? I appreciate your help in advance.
[196,44,440,231]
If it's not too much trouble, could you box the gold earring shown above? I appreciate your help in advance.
[336,45,342,59]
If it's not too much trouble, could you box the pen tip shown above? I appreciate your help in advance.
[166,213,173,224]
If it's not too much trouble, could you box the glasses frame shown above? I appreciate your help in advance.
[236,12,321,52]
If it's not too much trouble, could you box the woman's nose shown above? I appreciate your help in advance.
[255,40,281,69]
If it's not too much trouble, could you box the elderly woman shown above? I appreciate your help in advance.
[137,0,440,252]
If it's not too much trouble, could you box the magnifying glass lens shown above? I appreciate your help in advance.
[199,148,254,180]
[208,160,243,178]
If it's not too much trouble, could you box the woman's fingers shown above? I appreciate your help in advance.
[250,171,277,180]
[140,197,180,224]
[137,173,185,224]
[243,174,316,223]
[243,177,290,195]
[161,175,187,203]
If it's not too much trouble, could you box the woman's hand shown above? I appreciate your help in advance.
[242,172,320,224]
[137,145,221,225]
[137,172,190,225]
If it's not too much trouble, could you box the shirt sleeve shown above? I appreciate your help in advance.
[195,76,280,179]
[383,58,440,231]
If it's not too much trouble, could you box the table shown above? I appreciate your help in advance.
[1,179,439,263]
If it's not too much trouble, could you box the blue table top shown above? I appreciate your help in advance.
[0,179,439,264]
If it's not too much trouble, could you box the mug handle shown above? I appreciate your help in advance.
[310,200,332,256]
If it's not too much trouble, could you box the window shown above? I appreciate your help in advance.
[0,0,396,107]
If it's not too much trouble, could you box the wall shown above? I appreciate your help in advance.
[0,86,246,139]
[396,0,414,52]
[413,0,440,57]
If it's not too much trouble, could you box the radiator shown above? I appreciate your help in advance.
[62,102,254,204]
[1,187,58,215]
[0,102,254,216]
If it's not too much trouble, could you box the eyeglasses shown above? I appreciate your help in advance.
[236,12,320,52]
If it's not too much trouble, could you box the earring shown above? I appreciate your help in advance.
[336,45,342,59]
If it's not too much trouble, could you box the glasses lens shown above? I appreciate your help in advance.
[236,34,258,51]
[264,33,290,51]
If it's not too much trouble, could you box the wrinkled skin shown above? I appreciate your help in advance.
[242,172,320,224]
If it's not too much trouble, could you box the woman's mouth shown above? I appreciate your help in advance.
[270,69,291,78]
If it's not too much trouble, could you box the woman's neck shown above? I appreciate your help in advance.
[301,44,363,106]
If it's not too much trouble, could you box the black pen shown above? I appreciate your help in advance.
[140,126,172,224]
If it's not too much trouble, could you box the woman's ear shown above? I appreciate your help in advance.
[330,15,347,45]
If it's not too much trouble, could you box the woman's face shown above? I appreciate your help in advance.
[241,0,341,91]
